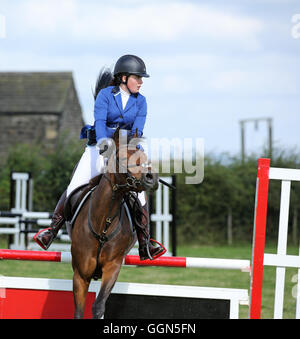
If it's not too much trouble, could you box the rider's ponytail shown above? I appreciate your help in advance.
[93,67,114,100]
[94,67,128,100]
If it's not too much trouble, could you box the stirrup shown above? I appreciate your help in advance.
[139,239,167,261]
[33,227,54,250]
[149,238,167,259]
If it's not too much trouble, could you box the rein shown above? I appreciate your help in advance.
[87,176,121,246]
[87,176,124,280]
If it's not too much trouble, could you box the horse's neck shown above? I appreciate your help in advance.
[91,173,122,231]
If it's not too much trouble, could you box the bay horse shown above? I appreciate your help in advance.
[70,128,159,319]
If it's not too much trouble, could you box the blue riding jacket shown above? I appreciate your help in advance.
[80,86,147,142]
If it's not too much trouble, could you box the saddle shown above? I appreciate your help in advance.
[63,174,138,231]
[64,174,102,222]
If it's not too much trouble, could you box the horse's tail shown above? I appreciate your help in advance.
[94,67,114,100]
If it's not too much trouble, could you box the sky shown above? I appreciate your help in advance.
[1,0,300,157]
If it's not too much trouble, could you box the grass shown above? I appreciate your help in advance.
[0,239,298,319]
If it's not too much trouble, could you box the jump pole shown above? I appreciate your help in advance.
[0,249,250,271]
[0,276,248,319]
[249,158,270,319]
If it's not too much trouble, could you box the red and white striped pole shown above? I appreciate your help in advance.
[0,249,250,271]
[249,158,271,319]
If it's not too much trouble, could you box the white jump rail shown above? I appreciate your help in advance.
[250,158,300,319]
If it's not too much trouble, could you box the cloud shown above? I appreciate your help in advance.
[145,51,300,101]
[208,52,300,95]
[15,0,263,50]
[1,0,299,154]
[210,70,248,91]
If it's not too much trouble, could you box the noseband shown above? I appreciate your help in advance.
[105,145,150,192]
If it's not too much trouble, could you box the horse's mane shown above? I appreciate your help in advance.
[113,126,146,145]
[93,67,113,100]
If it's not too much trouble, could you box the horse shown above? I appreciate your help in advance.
[70,128,159,319]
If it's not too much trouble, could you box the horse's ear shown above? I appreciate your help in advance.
[113,127,121,146]
[133,128,138,138]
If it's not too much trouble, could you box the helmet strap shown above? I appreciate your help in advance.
[121,74,133,95]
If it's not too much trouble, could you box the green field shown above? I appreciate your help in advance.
[0,240,298,319]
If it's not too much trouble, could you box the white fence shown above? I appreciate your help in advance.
[250,158,300,319]
[0,173,174,254]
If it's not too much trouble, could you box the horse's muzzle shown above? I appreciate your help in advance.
[141,172,159,191]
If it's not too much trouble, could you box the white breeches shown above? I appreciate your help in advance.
[66,145,146,206]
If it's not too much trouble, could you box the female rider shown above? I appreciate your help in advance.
[34,55,165,261]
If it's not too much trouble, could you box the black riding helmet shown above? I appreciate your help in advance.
[114,55,150,78]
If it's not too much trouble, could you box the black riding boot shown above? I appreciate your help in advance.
[135,202,166,261]
[33,190,67,250]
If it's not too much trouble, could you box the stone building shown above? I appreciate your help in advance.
[0,72,84,162]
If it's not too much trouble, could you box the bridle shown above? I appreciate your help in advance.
[87,144,152,275]
[104,144,151,192]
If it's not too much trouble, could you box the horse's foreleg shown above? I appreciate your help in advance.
[73,269,90,319]
[92,261,122,319]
